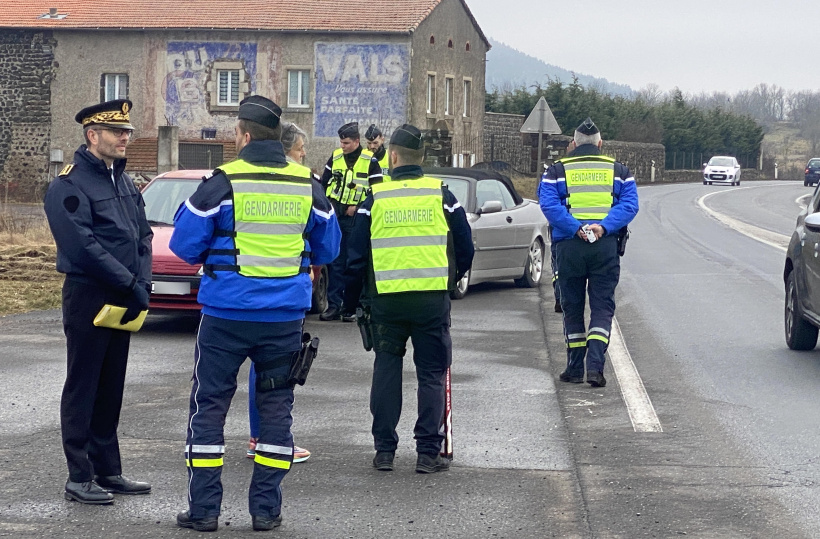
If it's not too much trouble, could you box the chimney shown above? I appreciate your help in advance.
[49,7,58,17]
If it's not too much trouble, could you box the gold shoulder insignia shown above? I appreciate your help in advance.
[59,164,74,176]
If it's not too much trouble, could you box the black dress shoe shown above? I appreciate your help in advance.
[94,475,151,495]
[176,510,218,532]
[252,514,282,531]
[64,480,114,505]
[319,306,340,321]
[372,451,394,471]
[416,453,450,474]
[587,371,607,387]
[559,371,584,384]
[341,311,357,323]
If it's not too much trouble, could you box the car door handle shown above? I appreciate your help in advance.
[506,216,513,223]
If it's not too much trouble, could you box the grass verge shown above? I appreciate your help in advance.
[0,209,62,316]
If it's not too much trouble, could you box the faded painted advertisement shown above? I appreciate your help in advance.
[314,43,409,138]
[163,42,258,128]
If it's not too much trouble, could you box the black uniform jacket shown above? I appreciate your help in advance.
[343,165,475,306]
[44,146,153,293]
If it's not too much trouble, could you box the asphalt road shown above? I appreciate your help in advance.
[2,180,818,538]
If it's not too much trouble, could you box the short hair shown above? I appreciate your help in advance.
[280,121,307,155]
[238,118,282,142]
[83,125,98,146]
[392,145,424,166]
[573,130,601,147]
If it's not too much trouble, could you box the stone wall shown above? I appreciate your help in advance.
[0,31,55,202]
[482,112,530,172]
[602,141,666,184]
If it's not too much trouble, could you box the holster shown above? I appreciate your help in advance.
[356,307,374,351]
[617,227,630,257]
[288,332,320,386]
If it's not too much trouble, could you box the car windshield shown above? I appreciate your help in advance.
[142,178,201,225]
[809,159,820,167]
[708,157,735,167]
[441,178,471,209]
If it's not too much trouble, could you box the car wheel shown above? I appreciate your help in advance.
[785,271,819,350]
[514,238,544,288]
[703,180,707,185]
[806,181,810,187]
[450,269,470,300]
[309,266,329,314]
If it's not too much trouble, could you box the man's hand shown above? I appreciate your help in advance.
[120,285,150,324]
[587,224,605,240]
[345,205,356,217]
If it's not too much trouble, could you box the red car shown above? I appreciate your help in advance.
[140,169,328,313]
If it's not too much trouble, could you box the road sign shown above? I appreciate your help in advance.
[520,96,561,135]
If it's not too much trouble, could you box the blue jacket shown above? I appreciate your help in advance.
[170,139,341,322]
[539,144,639,242]
[343,165,475,306]
[44,146,153,293]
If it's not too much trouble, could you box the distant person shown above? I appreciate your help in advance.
[539,118,639,387]
[246,121,315,465]
[170,96,340,532]
[344,124,474,473]
[365,123,390,182]
[44,99,153,504]
[319,122,383,322]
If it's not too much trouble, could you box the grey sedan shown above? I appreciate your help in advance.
[424,167,548,299]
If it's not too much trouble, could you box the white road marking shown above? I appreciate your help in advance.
[697,189,789,253]
[609,316,663,433]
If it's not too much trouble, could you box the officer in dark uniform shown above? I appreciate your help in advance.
[170,95,340,532]
[539,118,639,387]
[44,99,153,504]
[319,122,383,321]
[365,123,390,182]
[344,124,474,473]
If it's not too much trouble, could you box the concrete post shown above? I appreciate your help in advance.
[157,126,179,174]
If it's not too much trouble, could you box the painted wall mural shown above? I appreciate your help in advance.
[163,42,258,129]
[314,43,409,138]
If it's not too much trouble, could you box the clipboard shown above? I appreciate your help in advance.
[93,304,148,332]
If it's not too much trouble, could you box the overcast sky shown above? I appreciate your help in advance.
[466,0,817,95]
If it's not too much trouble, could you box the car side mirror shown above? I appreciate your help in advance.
[805,212,820,232]
[476,200,502,216]
[702,163,707,167]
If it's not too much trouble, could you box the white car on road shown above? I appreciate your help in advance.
[703,156,741,186]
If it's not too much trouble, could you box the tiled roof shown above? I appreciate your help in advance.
[1,0,443,34]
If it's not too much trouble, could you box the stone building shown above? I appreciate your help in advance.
[0,0,488,200]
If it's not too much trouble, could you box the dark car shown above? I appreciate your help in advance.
[784,185,820,349]
[141,170,327,314]
[805,158,820,187]
[424,167,548,299]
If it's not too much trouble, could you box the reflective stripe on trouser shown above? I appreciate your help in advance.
[369,292,452,455]
[556,234,620,373]
[186,314,300,520]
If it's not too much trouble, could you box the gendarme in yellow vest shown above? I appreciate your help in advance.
[370,177,450,294]
[214,159,313,278]
[326,147,374,205]
[561,155,616,221]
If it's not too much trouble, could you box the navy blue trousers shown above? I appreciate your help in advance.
[370,292,452,456]
[556,235,620,375]
[60,279,130,482]
[326,210,355,311]
[186,315,301,519]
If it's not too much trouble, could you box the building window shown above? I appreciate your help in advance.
[287,69,311,108]
[463,78,472,118]
[427,74,436,114]
[445,76,454,116]
[430,36,435,45]
[217,69,240,106]
[466,42,471,52]
[101,74,128,101]
[448,39,454,49]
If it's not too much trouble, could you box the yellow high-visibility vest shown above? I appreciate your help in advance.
[375,148,391,182]
[561,155,616,221]
[326,147,374,205]
[217,159,313,278]
[370,177,450,294]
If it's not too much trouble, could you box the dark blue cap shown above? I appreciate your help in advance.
[365,124,382,140]
[338,122,359,139]
[389,124,424,150]
[238,95,281,130]
[576,117,599,136]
